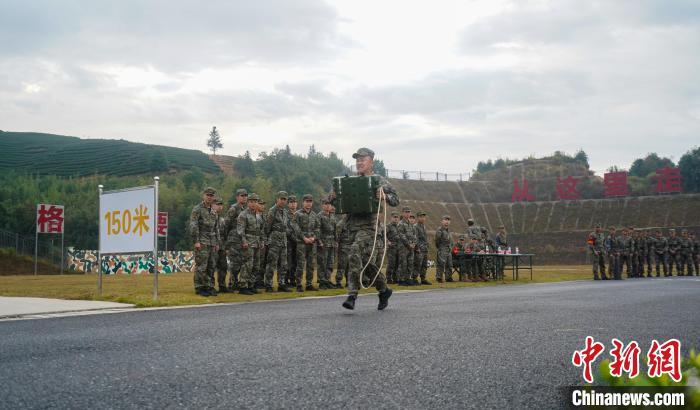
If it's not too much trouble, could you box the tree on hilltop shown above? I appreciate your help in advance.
[207,126,223,156]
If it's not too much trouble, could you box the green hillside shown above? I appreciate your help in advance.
[0,131,220,176]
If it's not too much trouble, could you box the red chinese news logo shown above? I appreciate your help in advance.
[572,337,682,383]
[37,204,64,234]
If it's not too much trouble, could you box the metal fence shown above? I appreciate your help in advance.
[0,228,64,268]
[349,165,471,181]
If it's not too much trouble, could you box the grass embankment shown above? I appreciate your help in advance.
[0,265,590,308]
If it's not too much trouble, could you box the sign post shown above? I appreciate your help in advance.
[35,203,65,275]
[98,185,103,294]
[99,180,158,299]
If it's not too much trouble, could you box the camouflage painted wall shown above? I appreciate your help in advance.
[66,248,194,274]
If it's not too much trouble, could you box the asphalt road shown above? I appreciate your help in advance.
[1,277,699,409]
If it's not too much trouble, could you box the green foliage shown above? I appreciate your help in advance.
[474,150,589,175]
[596,350,700,407]
[232,151,256,178]
[629,153,675,178]
[206,126,223,155]
[373,159,387,177]
[0,131,220,176]
[679,146,700,193]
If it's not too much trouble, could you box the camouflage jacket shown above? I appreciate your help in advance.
[588,231,606,253]
[667,236,681,254]
[692,238,699,255]
[435,226,452,250]
[265,204,288,243]
[317,211,337,246]
[414,223,428,252]
[336,215,353,246]
[217,216,226,248]
[386,222,400,246]
[680,237,693,254]
[295,208,320,243]
[651,237,668,255]
[224,202,247,245]
[604,234,620,252]
[495,232,508,248]
[237,208,262,248]
[398,219,415,248]
[189,202,220,246]
[467,225,481,240]
[331,174,399,233]
[618,235,632,255]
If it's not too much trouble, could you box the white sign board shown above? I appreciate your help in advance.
[100,187,156,254]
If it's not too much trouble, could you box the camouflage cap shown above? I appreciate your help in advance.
[409,214,416,219]
[258,199,266,205]
[402,206,411,212]
[213,197,223,205]
[288,195,297,202]
[480,227,488,233]
[594,222,602,228]
[352,147,375,159]
[499,225,505,229]
[248,193,260,202]
[276,191,288,199]
[467,218,474,224]
[391,211,399,217]
[203,187,217,195]
[417,211,426,216]
[236,188,248,196]
[442,215,451,220]
[321,198,330,205]
[302,194,313,201]
[458,235,466,240]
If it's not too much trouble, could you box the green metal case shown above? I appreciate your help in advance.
[332,175,380,214]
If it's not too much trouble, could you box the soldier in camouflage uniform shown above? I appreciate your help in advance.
[651,230,668,277]
[630,228,641,277]
[286,195,299,287]
[254,199,267,288]
[690,232,699,276]
[434,215,453,282]
[335,214,352,287]
[385,212,401,284]
[480,226,496,279]
[189,187,221,296]
[466,218,481,240]
[237,194,262,295]
[679,229,695,276]
[295,194,320,291]
[588,223,607,280]
[397,207,416,285]
[213,197,230,292]
[413,211,430,285]
[331,148,398,310]
[454,235,469,281]
[643,230,654,278]
[316,199,337,289]
[605,227,621,280]
[468,237,487,281]
[667,229,681,276]
[264,191,291,292]
[223,188,248,290]
[495,225,508,276]
[618,228,633,278]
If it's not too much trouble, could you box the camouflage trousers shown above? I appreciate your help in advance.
[591,252,606,279]
[653,253,667,276]
[412,250,427,280]
[679,252,695,276]
[316,243,335,285]
[240,246,261,288]
[347,229,387,297]
[470,257,485,280]
[693,253,699,275]
[386,245,399,282]
[296,242,316,287]
[607,253,621,280]
[619,253,632,277]
[336,241,351,285]
[216,248,227,288]
[435,247,452,280]
[265,234,287,286]
[287,240,298,284]
[398,246,414,282]
[194,244,216,291]
[668,253,681,275]
[227,243,245,288]
[256,246,268,285]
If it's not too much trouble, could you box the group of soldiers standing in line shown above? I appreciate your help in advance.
[588,224,699,280]
[189,147,398,311]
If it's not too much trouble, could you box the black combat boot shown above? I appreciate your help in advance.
[239,287,254,295]
[278,284,291,292]
[594,275,600,280]
[208,288,218,296]
[250,287,259,294]
[219,286,229,293]
[196,288,211,297]
[306,285,318,291]
[342,295,356,310]
[436,278,444,283]
[445,277,454,282]
[377,288,393,310]
[265,286,274,293]
[296,285,304,292]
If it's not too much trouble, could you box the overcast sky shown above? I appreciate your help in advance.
[1,0,699,175]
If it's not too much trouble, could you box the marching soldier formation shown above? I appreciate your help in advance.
[588,224,698,280]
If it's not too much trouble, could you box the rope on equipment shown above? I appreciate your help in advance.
[359,186,389,290]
